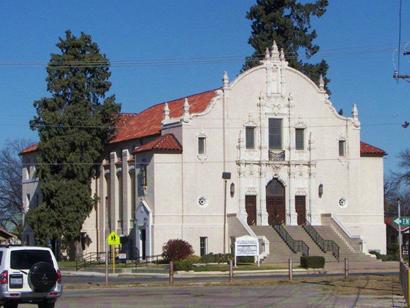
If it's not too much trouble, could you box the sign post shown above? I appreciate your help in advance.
[105,241,108,285]
[107,231,121,274]
[234,235,259,267]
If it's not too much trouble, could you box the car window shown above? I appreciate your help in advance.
[10,250,53,270]
[0,251,2,266]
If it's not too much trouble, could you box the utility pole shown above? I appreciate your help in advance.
[393,49,410,80]
[398,198,403,262]
[393,0,410,81]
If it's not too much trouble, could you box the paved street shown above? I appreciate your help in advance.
[19,284,406,308]
[15,273,407,307]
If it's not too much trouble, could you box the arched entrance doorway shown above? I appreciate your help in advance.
[266,179,286,225]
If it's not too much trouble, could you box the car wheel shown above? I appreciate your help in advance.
[28,262,57,293]
[4,302,18,308]
[38,302,55,308]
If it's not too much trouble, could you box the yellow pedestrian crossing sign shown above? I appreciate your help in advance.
[107,231,120,246]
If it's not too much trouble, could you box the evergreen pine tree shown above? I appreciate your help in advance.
[243,0,330,89]
[27,31,120,258]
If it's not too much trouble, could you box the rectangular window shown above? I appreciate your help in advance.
[10,250,53,270]
[295,128,304,150]
[140,165,147,186]
[200,237,208,257]
[137,165,147,197]
[339,140,346,156]
[198,137,206,155]
[0,252,2,266]
[246,127,255,149]
[269,119,282,149]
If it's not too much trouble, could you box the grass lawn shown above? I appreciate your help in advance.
[192,263,288,272]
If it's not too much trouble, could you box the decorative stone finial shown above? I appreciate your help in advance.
[271,41,280,61]
[183,98,190,122]
[319,74,325,91]
[280,48,285,61]
[352,104,360,126]
[265,47,270,60]
[163,102,170,122]
[223,71,229,88]
[352,104,359,120]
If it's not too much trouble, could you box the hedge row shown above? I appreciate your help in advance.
[300,256,325,268]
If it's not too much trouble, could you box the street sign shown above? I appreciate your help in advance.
[394,217,410,226]
[107,231,121,246]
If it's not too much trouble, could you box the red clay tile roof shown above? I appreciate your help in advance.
[109,89,218,144]
[19,143,39,155]
[19,89,218,155]
[360,141,386,157]
[133,133,182,154]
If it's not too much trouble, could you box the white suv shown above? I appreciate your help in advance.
[0,246,62,308]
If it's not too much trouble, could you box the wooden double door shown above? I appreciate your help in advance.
[245,196,256,226]
[246,180,307,226]
[295,196,306,225]
[266,179,286,225]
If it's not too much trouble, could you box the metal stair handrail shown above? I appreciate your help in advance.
[75,252,164,270]
[303,223,340,261]
[273,224,309,256]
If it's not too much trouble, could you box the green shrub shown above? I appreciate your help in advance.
[162,239,193,262]
[369,250,399,261]
[300,256,325,268]
[381,254,399,261]
[369,250,382,259]
[237,256,255,263]
[199,253,232,264]
[172,256,201,271]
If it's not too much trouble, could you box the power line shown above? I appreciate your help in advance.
[394,0,410,80]
[0,44,398,69]
[12,121,406,130]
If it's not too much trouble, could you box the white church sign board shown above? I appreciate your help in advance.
[234,235,259,267]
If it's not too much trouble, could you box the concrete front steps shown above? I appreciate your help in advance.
[251,226,302,263]
[252,224,379,265]
[284,226,336,262]
[313,225,379,263]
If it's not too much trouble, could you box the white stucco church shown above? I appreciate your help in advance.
[21,43,386,260]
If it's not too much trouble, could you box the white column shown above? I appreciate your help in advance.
[259,167,268,226]
[287,173,297,225]
[122,149,130,235]
[99,164,106,250]
[109,152,118,232]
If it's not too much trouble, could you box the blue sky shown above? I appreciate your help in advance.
[0,1,408,174]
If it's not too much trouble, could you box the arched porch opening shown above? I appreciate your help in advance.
[266,178,286,225]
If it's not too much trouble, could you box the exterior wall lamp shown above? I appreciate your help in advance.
[230,183,235,198]
[318,184,323,198]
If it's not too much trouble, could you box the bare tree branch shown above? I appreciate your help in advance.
[0,139,33,231]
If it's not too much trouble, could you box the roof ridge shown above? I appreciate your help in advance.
[139,88,219,113]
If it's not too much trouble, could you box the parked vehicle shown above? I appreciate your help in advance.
[0,246,62,308]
